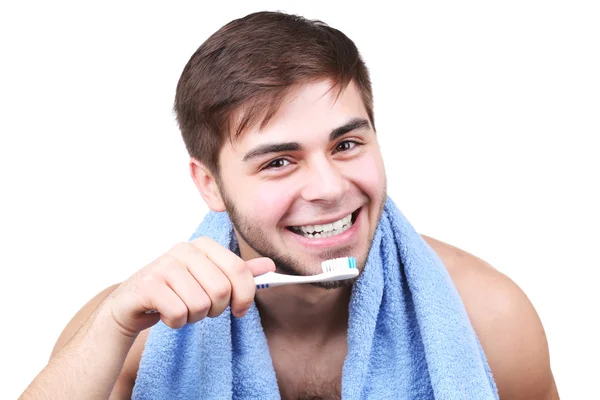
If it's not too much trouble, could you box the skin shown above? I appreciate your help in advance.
[210,82,386,284]
[19,80,559,400]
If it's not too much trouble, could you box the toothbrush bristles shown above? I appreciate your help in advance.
[321,256,357,273]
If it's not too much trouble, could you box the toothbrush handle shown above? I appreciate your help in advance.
[254,271,278,289]
[254,271,308,289]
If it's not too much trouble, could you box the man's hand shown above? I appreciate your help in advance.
[19,237,275,399]
[107,236,275,337]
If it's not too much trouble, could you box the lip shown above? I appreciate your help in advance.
[284,207,362,250]
[286,208,359,228]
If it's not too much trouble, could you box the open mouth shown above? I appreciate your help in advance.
[287,208,360,239]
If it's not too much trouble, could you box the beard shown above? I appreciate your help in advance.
[218,184,385,290]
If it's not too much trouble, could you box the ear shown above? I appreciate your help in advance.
[189,159,226,212]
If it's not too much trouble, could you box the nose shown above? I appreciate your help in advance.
[300,156,349,204]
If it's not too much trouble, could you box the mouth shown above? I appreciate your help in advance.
[287,208,360,239]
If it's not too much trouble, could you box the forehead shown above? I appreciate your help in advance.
[230,80,370,149]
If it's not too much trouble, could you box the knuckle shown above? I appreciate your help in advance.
[233,300,253,317]
[207,305,227,318]
[234,291,254,312]
[197,295,212,313]
[173,304,188,321]
[165,304,188,328]
[231,281,256,316]
[158,254,183,271]
[160,253,178,266]
[189,297,211,322]
[139,271,157,286]
[170,241,194,255]
[190,235,212,248]
[206,280,232,318]
[210,280,232,303]
[163,318,184,329]
[137,264,162,285]
[228,259,249,279]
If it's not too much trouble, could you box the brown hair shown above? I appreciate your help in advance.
[174,11,374,175]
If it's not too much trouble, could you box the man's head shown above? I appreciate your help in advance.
[178,11,387,287]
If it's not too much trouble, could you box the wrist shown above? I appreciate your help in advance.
[90,304,140,346]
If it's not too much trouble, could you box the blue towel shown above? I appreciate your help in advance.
[132,196,499,399]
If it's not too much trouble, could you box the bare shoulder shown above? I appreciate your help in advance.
[49,283,149,399]
[421,235,560,400]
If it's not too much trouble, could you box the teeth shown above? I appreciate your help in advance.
[293,212,355,239]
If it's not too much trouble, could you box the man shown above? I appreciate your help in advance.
[20,11,559,400]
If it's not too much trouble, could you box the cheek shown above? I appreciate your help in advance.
[248,180,299,225]
[347,153,386,197]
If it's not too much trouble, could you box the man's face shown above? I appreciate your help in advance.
[216,80,387,288]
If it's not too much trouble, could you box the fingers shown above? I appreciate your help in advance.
[108,238,274,335]
[188,237,269,317]
[147,237,275,328]
[246,257,276,276]
[145,278,190,329]
[168,244,233,318]
[160,256,212,323]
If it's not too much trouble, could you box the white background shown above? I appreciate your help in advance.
[1,1,598,398]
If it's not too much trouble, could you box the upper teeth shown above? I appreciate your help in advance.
[297,214,352,233]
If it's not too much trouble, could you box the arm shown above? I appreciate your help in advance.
[471,271,560,399]
[423,236,560,399]
[18,238,276,400]
[20,284,137,400]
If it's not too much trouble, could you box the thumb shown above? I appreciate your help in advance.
[246,257,276,276]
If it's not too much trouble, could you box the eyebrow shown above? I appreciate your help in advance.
[329,118,371,142]
[242,117,372,162]
[242,142,303,162]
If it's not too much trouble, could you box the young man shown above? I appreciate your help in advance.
[20,11,559,400]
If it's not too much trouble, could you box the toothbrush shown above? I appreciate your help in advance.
[144,256,358,314]
[253,256,358,289]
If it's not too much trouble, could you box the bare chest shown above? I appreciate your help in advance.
[269,338,347,400]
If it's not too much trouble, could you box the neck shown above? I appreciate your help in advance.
[236,234,352,340]
[255,283,352,342]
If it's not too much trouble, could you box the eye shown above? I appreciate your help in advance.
[264,158,290,170]
[335,140,358,153]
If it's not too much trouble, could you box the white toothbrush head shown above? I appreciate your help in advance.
[254,256,359,289]
[319,256,359,281]
[321,256,358,273]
